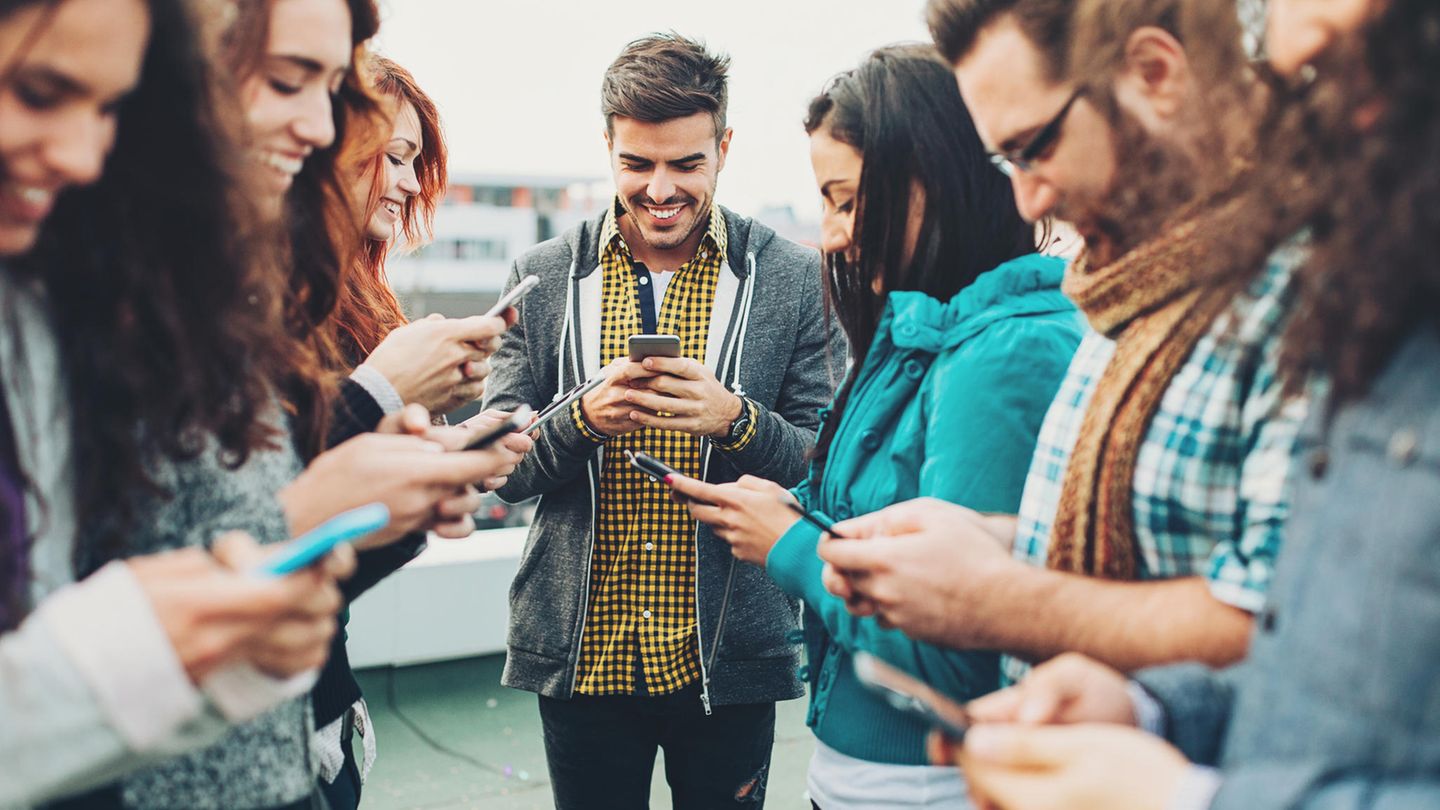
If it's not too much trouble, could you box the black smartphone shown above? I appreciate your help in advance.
[852,652,971,741]
[781,497,848,538]
[462,407,533,451]
[628,334,682,362]
[625,450,704,505]
[524,373,608,436]
[625,449,681,482]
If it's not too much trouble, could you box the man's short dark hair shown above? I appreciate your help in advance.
[601,33,731,140]
[925,0,1075,82]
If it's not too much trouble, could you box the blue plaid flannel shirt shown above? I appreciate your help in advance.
[1005,247,1307,683]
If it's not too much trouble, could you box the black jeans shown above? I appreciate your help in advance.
[538,683,776,809]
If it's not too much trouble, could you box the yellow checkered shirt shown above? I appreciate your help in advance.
[573,202,728,696]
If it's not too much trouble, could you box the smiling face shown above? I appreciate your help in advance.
[362,99,422,241]
[606,111,730,262]
[0,0,149,256]
[238,0,352,215]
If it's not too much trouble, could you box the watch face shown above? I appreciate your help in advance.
[727,410,751,442]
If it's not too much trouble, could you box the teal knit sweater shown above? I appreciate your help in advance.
[766,253,1083,765]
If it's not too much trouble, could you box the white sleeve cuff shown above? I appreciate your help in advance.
[201,663,317,723]
[36,561,203,751]
[350,364,405,414]
[1169,765,1223,810]
[1128,679,1168,736]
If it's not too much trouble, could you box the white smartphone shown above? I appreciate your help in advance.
[852,652,972,740]
[483,275,540,318]
[524,372,609,435]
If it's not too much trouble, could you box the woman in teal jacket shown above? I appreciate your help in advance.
[669,46,1084,808]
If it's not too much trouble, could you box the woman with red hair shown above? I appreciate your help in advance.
[336,56,500,419]
[313,54,486,810]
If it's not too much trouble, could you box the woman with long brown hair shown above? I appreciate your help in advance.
[0,0,358,805]
[81,2,525,809]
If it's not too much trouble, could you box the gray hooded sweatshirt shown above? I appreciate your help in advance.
[484,205,845,712]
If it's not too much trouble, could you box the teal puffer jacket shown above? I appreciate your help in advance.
[766,253,1084,765]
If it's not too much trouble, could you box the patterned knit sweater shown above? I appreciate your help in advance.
[109,427,314,810]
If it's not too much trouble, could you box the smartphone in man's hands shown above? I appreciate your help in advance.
[628,334,681,362]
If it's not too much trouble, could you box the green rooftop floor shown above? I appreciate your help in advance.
[355,656,816,809]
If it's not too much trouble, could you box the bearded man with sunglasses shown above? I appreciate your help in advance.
[818,0,1307,682]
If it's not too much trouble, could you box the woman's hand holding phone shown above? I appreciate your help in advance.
[665,474,800,566]
[279,405,529,547]
[360,309,516,416]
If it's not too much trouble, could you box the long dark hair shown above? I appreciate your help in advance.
[7,0,300,569]
[803,44,1034,474]
[222,0,386,446]
[1272,0,1440,406]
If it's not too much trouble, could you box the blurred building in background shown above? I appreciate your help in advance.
[388,172,820,320]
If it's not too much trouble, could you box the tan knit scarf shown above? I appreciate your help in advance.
[1047,198,1252,580]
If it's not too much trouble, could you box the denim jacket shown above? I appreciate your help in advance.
[1139,326,1440,808]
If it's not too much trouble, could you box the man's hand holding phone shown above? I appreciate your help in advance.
[622,355,743,440]
[578,358,660,437]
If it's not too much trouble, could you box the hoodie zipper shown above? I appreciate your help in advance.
[561,256,602,700]
[695,253,757,716]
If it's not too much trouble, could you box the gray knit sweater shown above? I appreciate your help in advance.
[110,429,314,810]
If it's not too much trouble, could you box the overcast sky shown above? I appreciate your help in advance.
[372,0,931,217]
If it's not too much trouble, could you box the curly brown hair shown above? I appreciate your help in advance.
[5,0,300,570]
[1270,1,1440,405]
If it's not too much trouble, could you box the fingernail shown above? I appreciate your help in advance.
[663,475,674,484]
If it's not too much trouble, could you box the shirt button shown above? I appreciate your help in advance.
[1389,429,1420,467]
[642,610,652,619]
[786,630,804,644]
[897,324,917,339]
[903,358,926,380]
[835,503,853,520]
[796,666,811,681]
[644,542,655,551]
[1259,606,1278,634]
[859,430,882,452]
[638,275,650,286]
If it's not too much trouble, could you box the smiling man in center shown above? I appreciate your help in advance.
[483,32,844,810]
